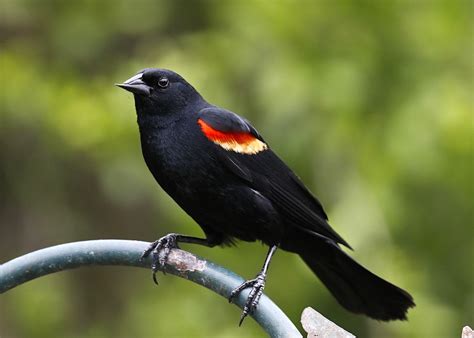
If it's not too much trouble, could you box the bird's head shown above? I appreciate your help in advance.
[117,68,203,118]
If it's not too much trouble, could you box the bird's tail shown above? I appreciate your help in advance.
[297,235,415,321]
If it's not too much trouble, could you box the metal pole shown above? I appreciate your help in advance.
[0,239,302,338]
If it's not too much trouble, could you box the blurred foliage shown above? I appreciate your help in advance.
[0,0,472,337]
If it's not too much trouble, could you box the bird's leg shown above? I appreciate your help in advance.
[229,245,278,325]
[141,233,213,284]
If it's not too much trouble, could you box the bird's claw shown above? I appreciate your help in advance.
[141,233,180,284]
[228,272,266,326]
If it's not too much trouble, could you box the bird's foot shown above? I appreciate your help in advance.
[141,233,180,284]
[228,272,266,326]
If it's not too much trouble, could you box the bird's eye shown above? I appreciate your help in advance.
[158,77,169,88]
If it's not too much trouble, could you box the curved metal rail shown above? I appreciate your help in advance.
[0,239,302,338]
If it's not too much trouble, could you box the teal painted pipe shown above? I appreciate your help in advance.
[0,240,302,338]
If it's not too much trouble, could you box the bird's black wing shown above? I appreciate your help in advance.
[197,107,351,248]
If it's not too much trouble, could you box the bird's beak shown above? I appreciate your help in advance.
[116,73,151,96]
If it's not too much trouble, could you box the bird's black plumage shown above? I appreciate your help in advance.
[118,68,415,322]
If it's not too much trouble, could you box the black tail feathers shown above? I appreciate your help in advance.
[299,238,415,321]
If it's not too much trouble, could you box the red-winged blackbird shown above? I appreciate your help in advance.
[117,68,415,324]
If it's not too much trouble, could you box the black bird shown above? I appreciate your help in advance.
[117,68,415,324]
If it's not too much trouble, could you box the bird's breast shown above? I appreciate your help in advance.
[139,122,228,196]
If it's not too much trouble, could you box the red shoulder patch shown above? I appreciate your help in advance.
[198,119,267,154]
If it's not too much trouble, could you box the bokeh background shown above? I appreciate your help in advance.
[1,0,472,337]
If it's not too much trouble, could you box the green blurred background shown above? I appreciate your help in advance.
[1,0,472,337]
